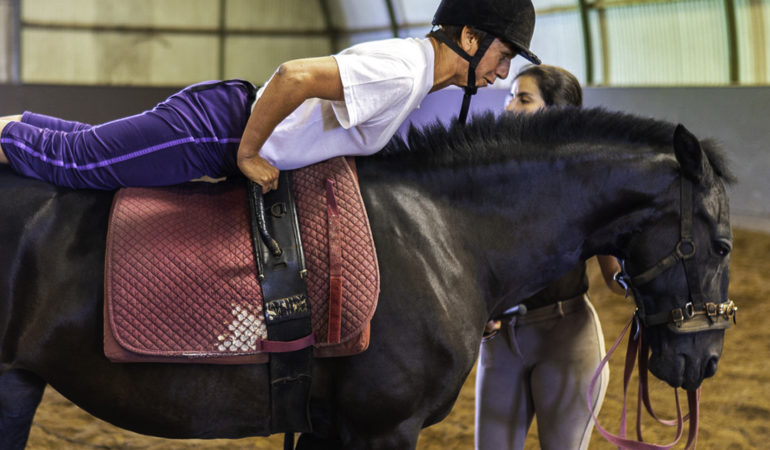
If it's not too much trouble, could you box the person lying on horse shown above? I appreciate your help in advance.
[0,0,540,192]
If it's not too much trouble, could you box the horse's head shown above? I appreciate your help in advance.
[620,124,735,390]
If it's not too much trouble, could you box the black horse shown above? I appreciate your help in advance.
[0,108,734,449]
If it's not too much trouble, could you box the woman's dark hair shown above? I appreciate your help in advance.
[514,64,582,107]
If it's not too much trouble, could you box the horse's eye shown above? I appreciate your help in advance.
[713,239,732,256]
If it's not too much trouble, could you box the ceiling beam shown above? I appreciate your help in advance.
[384,0,400,38]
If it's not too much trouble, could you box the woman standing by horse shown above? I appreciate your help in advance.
[0,0,539,192]
[474,64,627,450]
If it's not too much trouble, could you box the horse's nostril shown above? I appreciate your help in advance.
[704,357,719,378]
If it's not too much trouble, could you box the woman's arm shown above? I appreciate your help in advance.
[237,56,344,192]
[596,255,626,296]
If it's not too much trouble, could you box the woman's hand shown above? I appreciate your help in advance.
[238,154,279,193]
[597,255,626,296]
[482,320,501,339]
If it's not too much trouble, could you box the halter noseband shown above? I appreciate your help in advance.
[617,175,737,334]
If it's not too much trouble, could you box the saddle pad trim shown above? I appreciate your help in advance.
[294,157,380,349]
[326,178,343,344]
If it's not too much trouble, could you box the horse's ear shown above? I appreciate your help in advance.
[673,124,706,180]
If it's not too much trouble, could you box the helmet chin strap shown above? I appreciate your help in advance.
[432,29,495,124]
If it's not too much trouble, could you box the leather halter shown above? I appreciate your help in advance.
[616,175,737,333]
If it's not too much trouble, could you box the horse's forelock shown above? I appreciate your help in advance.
[700,139,735,184]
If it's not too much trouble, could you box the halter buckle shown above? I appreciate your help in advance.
[684,302,695,318]
[720,299,738,324]
[705,302,718,318]
[671,308,685,327]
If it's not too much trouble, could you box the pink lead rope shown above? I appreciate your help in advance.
[588,315,700,449]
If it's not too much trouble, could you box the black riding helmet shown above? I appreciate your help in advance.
[432,0,540,123]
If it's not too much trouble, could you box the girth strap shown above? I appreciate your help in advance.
[248,174,313,434]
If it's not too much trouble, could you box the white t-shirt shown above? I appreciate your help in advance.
[255,38,435,170]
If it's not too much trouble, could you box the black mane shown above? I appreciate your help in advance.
[379,107,733,182]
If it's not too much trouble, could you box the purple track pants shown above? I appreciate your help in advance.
[1,79,255,189]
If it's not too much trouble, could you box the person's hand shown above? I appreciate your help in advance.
[238,154,279,193]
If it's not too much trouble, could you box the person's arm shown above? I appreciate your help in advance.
[237,56,344,193]
[596,255,626,296]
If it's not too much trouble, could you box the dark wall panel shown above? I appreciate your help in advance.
[0,84,180,124]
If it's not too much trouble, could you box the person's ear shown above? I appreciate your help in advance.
[461,26,477,52]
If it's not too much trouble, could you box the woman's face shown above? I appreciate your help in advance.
[505,75,546,114]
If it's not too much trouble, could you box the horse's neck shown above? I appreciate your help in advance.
[426,153,674,311]
[358,150,676,315]
[498,154,676,302]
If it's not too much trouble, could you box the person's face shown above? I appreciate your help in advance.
[456,27,515,88]
[472,38,515,87]
[505,75,546,114]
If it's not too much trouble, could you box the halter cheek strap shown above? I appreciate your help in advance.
[431,29,495,124]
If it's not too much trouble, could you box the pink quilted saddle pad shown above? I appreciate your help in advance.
[104,157,379,364]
